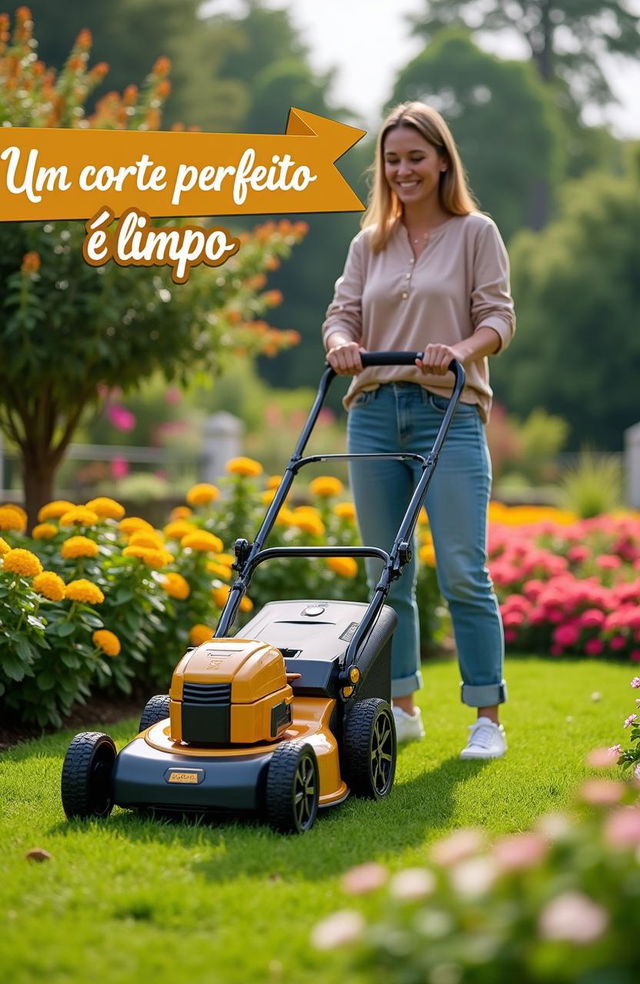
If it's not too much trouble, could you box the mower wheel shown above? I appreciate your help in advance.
[342,698,396,799]
[265,741,319,834]
[61,732,117,819]
[138,694,170,733]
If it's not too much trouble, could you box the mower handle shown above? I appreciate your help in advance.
[360,350,424,367]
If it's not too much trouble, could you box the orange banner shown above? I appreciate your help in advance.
[0,108,366,222]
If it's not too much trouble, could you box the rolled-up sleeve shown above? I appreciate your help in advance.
[471,221,515,352]
[322,232,365,350]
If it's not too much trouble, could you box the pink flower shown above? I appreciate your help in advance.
[107,404,136,432]
[631,677,640,688]
[430,828,484,867]
[596,554,622,570]
[449,857,496,899]
[388,868,436,900]
[578,778,625,805]
[538,892,609,944]
[624,714,637,728]
[311,910,365,950]
[584,638,604,656]
[631,651,640,662]
[164,385,181,405]
[580,609,605,629]
[340,862,387,895]
[603,807,640,848]
[110,456,129,480]
[493,832,548,872]
[585,746,620,768]
[553,623,580,648]
[609,635,627,651]
[504,629,518,644]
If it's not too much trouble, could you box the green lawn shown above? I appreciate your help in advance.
[0,657,632,984]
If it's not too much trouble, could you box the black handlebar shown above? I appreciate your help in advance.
[359,350,423,367]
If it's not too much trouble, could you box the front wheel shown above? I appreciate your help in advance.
[342,698,396,799]
[265,742,319,834]
[61,732,117,819]
[138,694,170,733]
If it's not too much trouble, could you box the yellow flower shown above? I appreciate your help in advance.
[186,483,220,506]
[419,543,436,566]
[32,522,58,540]
[85,497,125,520]
[292,512,325,537]
[118,516,154,536]
[2,548,43,578]
[122,545,172,569]
[161,572,190,600]
[181,531,223,553]
[275,507,296,527]
[163,520,196,540]
[418,506,428,526]
[261,489,277,505]
[0,505,27,533]
[326,556,358,578]
[59,506,99,528]
[266,475,282,490]
[61,536,99,559]
[309,476,344,498]
[169,505,192,521]
[65,579,105,604]
[0,537,10,555]
[128,531,165,549]
[239,595,254,613]
[37,500,75,522]
[226,456,263,478]
[190,624,213,646]
[217,553,235,566]
[92,629,121,657]
[212,584,231,607]
[33,571,66,602]
[207,561,232,580]
[333,501,357,521]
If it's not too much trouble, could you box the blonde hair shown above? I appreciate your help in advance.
[362,101,476,252]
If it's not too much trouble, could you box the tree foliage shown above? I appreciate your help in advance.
[390,29,564,236]
[491,146,640,449]
[0,8,303,521]
[409,0,640,106]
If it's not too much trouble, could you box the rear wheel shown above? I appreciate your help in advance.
[342,698,396,799]
[138,694,170,733]
[61,732,116,819]
[265,742,319,834]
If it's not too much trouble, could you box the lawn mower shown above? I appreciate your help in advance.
[61,353,465,833]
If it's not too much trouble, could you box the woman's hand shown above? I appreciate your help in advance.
[415,343,459,376]
[327,340,366,375]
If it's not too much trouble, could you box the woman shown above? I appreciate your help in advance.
[323,102,515,758]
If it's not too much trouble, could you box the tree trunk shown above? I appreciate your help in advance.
[21,444,61,531]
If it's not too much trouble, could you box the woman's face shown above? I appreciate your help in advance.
[382,125,447,210]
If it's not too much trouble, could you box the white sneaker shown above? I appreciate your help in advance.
[392,705,425,743]
[460,717,507,760]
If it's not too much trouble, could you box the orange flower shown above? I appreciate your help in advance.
[118,516,154,536]
[61,536,99,559]
[0,537,10,556]
[164,520,196,541]
[161,572,190,600]
[128,531,165,550]
[92,629,121,657]
[38,500,75,522]
[64,579,104,604]
[21,251,40,274]
[59,506,99,528]
[2,548,43,578]
[186,483,220,507]
[226,456,263,478]
[0,505,26,533]
[310,476,344,498]
[326,556,358,578]
[85,497,125,520]
[181,531,223,553]
[333,502,356,521]
[33,571,65,602]
[122,545,172,569]
[212,584,231,608]
[169,505,192,521]
[32,523,58,540]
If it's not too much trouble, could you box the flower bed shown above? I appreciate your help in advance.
[489,505,640,662]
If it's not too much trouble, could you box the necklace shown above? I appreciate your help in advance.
[413,232,428,244]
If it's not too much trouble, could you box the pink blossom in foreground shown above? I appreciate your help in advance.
[578,778,626,805]
[535,812,573,840]
[603,807,640,847]
[106,404,136,432]
[340,862,387,895]
[492,832,548,872]
[631,677,640,688]
[388,868,436,901]
[110,456,129,480]
[585,746,620,768]
[538,892,609,944]
[311,910,365,950]
[624,714,638,728]
[430,828,485,867]
[449,857,497,899]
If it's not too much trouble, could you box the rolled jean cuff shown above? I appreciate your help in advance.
[460,680,507,707]
[392,668,423,699]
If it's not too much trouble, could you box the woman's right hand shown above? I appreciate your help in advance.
[326,340,366,375]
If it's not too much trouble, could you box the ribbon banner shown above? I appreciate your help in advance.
[0,108,366,222]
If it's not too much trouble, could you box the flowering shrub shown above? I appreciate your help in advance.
[617,675,640,781]
[312,772,640,983]
[489,505,640,662]
[0,470,445,726]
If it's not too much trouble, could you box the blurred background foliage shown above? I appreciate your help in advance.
[2,0,640,509]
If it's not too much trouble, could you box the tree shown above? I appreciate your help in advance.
[390,29,564,236]
[0,9,303,522]
[490,145,640,449]
[409,0,640,107]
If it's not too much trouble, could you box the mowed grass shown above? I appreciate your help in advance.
[0,657,633,984]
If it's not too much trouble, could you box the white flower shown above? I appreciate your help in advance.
[538,892,609,944]
[449,856,496,899]
[388,867,436,901]
[311,910,365,950]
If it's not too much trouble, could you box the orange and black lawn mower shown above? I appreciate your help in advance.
[61,353,465,833]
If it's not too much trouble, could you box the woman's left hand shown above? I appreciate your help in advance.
[415,343,459,376]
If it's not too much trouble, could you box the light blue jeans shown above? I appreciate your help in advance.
[347,382,506,706]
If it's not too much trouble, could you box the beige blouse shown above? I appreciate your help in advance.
[322,212,515,421]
